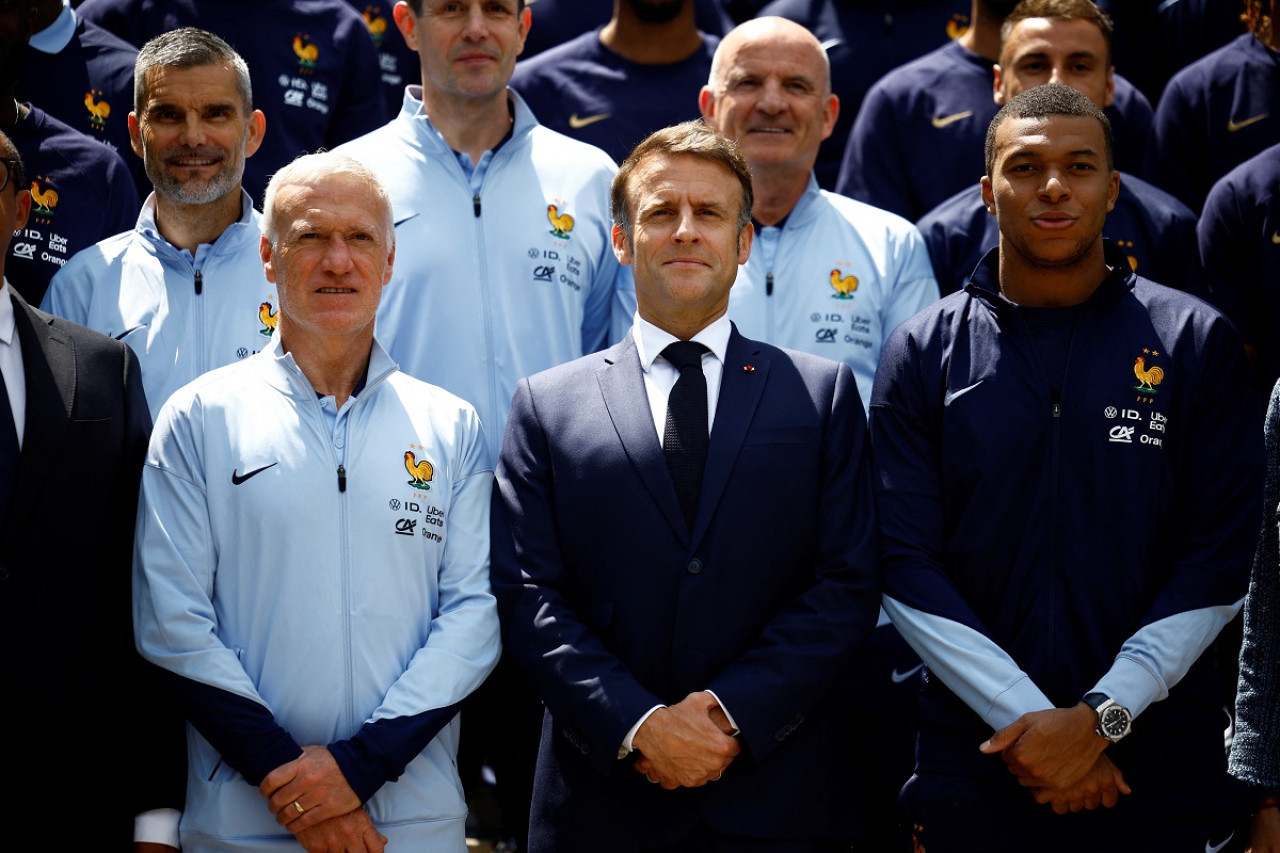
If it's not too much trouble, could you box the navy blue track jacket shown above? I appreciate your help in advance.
[871,242,1262,778]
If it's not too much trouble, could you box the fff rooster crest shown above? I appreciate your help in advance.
[404,445,434,491]
[1132,348,1166,403]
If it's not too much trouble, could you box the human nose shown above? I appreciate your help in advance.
[1040,168,1070,201]
[1047,64,1068,85]
[757,79,786,113]
[461,4,488,39]
[179,114,207,146]
[321,234,355,271]
[671,208,700,243]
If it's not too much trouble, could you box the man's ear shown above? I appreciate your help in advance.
[128,112,144,159]
[260,234,278,283]
[698,86,716,123]
[393,1,419,50]
[244,110,267,158]
[611,223,632,266]
[12,189,30,233]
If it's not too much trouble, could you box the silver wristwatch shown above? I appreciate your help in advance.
[1084,692,1132,743]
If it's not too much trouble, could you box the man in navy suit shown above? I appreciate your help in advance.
[491,120,880,852]
[0,130,183,850]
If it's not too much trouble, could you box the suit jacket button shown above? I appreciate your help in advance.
[686,558,703,574]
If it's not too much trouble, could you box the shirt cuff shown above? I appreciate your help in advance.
[704,689,740,735]
[618,704,665,759]
[1090,655,1167,719]
[135,807,181,848]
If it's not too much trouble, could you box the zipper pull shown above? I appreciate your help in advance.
[337,464,346,493]
[473,193,481,217]
[194,269,203,295]
[766,271,774,296]
[1052,392,1061,418]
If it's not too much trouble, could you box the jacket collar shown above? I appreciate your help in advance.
[395,85,537,160]
[596,325,769,548]
[135,189,262,260]
[965,239,1137,313]
[256,332,399,404]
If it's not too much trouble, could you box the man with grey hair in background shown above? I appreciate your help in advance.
[697,19,937,848]
[133,150,501,852]
[42,27,275,420]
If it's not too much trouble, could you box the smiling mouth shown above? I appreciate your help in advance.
[317,287,356,293]
[748,127,791,135]
[169,156,223,168]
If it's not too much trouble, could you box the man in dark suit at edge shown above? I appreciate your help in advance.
[0,129,183,850]
[491,120,880,852]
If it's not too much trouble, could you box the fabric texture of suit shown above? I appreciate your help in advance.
[492,326,880,851]
[0,288,183,848]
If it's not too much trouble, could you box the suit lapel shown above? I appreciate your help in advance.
[690,329,769,548]
[2,292,73,541]
[597,335,689,540]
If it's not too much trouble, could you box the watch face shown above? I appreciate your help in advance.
[1100,706,1130,739]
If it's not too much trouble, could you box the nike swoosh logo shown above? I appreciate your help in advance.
[932,110,972,129]
[568,112,610,129]
[1206,831,1234,853]
[944,379,984,406]
[1227,113,1268,132]
[891,663,925,684]
[113,325,144,340]
[231,462,278,485]
[819,37,843,51]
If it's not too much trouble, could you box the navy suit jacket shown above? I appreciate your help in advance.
[0,288,184,846]
[492,326,880,851]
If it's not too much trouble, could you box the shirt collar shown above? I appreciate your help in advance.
[137,189,257,246]
[0,281,15,348]
[633,312,732,373]
[30,1,75,55]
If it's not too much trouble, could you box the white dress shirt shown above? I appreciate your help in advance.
[0,282,26,447]
[632,311,730,444]
[620,312,740,757]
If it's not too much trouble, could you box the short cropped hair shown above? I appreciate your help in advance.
[984,83,1114,176]
[611,120,754,242]
[404,0,525,15]
[135,28,253,114]
[262,152,394,246]
[1242,0,1276,40]
[1001,0,1114,63]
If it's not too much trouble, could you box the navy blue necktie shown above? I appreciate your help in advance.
[0,364,19,521]
[662,341,709,530]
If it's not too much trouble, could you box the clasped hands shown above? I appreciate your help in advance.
[979,702,1131,815]
[631,691,741,790]
[259,744,388,853]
